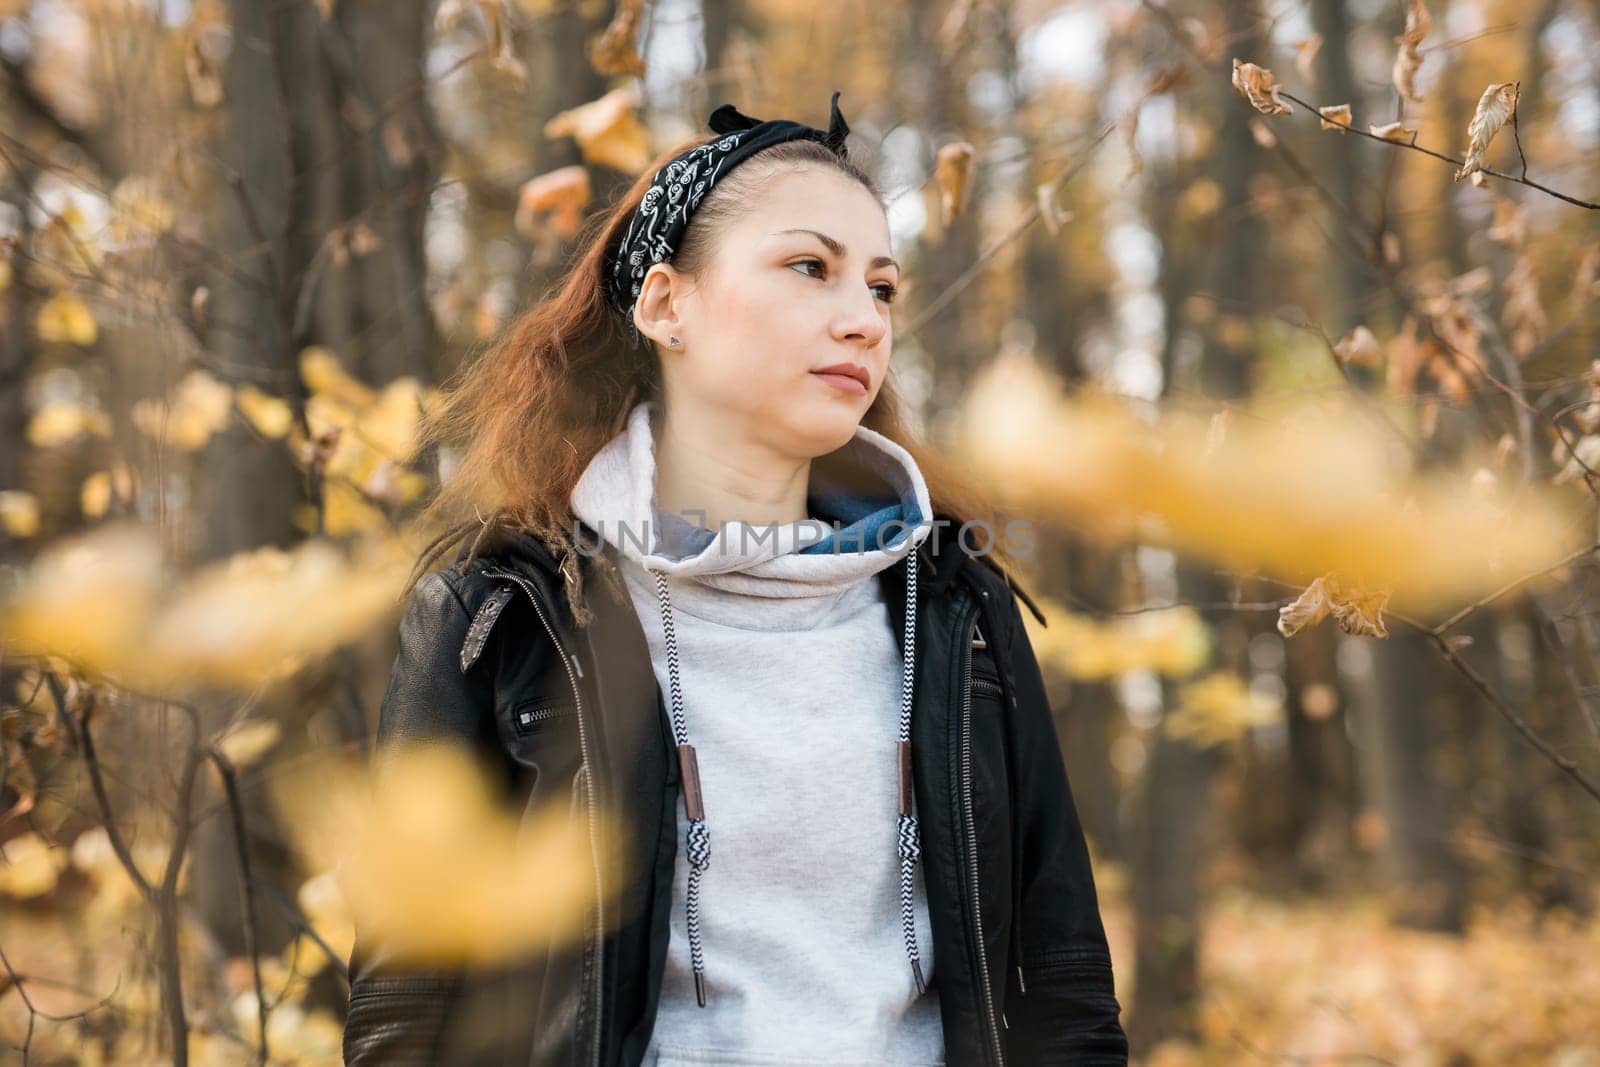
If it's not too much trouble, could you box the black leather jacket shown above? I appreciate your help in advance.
[342,520,1128,1065]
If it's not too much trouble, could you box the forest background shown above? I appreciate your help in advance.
[2,0,1599,1063]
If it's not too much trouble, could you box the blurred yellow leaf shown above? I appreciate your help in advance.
[296,869,356,968]
[271,743,621,966]
[236,384,294,439]
[109,175,176,242]
[544,86,652,175]
[36,292,98,346]
[1,522,411,692]
[0,522,165,676]
[0,490,40,538]
[27,400,111,447]
[300,345,376,407]
[0,832,69,898]
[1025,597,1211,680]
[132,369,235,451]
[213,718,282,767]
[81,471,111,518]
[957,351,1581,613]
[1167,671,1283,747]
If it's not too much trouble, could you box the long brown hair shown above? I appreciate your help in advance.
[408,131,1017,625]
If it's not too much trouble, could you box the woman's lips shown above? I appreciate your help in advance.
[811,371,868,396]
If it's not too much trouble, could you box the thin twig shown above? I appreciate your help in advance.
[1277,90,1597,210]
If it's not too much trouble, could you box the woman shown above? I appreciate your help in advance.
[343,91,1127,1066]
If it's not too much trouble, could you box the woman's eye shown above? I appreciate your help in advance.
[791,258,899,304]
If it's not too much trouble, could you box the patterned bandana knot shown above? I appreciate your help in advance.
[606,90,854,341]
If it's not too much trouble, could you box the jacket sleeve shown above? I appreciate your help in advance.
[996,583,1129,1064]
[343,568,499,1066]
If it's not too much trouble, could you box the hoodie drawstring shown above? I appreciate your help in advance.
[651,569,712,1008]
[647,546,927,1007]
[896,547,928,995]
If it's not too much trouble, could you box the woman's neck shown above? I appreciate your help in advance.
[652,404,812,535]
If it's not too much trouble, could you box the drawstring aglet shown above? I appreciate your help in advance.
[694,972,707,1007]
[1016,964,1027,995]
[911,959,927,996]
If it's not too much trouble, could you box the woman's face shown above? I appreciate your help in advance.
[644,166,899,458]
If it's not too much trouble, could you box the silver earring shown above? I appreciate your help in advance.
[668,336,681,347]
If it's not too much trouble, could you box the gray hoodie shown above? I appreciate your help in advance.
[570,400,945,1065]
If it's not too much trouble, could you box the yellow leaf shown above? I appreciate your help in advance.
[270,743,621,967]
[1167,671,1283,747]
[236,384,294,439]
[0,832,69,898]
[81,471,112,518]
[36,292,98,346]
[544,86,652,175]
[213,718,282,767]
[300,345,375,407]
[1230,58,1292,116]
[0,491,40,538]
[0,522,164,678]
[27,401,109,447]
[956,352,1580,614]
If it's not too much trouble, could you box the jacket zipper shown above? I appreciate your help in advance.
[960,600,1006,1067]
[481,567,605,1067]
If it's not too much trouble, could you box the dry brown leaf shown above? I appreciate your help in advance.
[1231,58,1292,116]
[587,0,646,77]
[1318,104,1353,132]
[1124,109,1144,177]
[1369,121,1416,142]
[1454,83,1518,185]
[1486,196,1526,247]
[515,166,592,240]
[1572,242,1600,312]
[1037,185,1072,236]
[1295,35,1322,86]
[1249,117,1277,148]
[934,142,976,225]
[1333,326,1384,367]
[185,35,223,108]
[483,0,528,86]
[544,86,652,175]
[1278,573,1391,639]
[1502,254,1545,357]
[1392,0,1430,103]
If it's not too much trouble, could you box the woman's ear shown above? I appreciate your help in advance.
[633,263,686,351]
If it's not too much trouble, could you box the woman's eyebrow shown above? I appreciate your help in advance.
[769,228,900,273]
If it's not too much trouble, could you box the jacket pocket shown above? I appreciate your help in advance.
[343,973,461,1065]
[509,696,577,738]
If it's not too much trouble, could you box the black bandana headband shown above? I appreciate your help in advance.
[606,89,853,339]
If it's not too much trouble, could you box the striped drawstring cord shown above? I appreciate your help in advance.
[897,547,927,995]
[651,569,712,1008]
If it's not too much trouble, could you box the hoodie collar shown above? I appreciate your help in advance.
[570,400,933,599]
